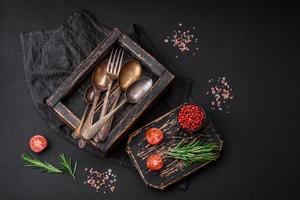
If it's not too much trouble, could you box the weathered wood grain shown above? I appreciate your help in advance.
[126,105,223,190]
[53,102,80,129]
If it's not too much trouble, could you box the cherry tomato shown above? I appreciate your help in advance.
[145,128,164,145]
[146,154,164,171]
[29,135,48,153]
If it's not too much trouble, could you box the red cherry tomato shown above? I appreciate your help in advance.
[145,128,164,145]
[29,135,48,153]
[146,154,164,171]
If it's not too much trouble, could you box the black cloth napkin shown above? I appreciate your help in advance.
[20,10,192,190]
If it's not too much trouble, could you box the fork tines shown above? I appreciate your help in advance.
[107,47,124,75]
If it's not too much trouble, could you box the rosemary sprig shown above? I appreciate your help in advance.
[21,153,62,174]
[59,153,77,179]
[165,141,218,166]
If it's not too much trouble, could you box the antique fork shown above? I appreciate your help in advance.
[83,47,124,141]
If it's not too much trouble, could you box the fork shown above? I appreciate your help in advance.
[82,47,124,141]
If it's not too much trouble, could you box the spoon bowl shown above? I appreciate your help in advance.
[126,77,153,103]
[84,85,95,104]
[92,60,109,91]
[118,59,142,91]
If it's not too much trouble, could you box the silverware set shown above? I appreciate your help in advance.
[72,47,153,148]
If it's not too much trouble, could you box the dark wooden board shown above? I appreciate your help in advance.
[46,28,175,156]
[126,105,223,190]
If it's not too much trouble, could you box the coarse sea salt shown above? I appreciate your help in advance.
[206,76,234,113]
[164,23,199,58]
[84,167,117,194]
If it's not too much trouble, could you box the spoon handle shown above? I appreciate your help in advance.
[82,90,100,130]
[92,81,113,142]
[82,99,127,140]
[72,104,89,139]
[95,83,118,113]
[78,138,87,149]
[95,87,121,142]
[79,90,100,148]
[100,81,113,121]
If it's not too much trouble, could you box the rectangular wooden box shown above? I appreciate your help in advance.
[46,28,175,155]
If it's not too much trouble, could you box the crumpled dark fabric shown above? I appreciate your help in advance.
[20,9,193,190]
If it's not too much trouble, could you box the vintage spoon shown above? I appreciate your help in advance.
[78,60,109,148]
[94,59,142,142]
[95,48,124,141]
[72,85,95,139]
[82,77,153,140]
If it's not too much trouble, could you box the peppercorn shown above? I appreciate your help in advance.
[177,104,205,132]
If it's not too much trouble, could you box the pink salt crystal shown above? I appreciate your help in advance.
[207,76,234,113]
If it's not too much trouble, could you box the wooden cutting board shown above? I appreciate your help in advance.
[126,105,223,190]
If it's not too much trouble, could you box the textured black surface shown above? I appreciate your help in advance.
[0,1,299,200]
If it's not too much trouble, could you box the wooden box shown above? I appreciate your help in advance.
[46,28,175,155]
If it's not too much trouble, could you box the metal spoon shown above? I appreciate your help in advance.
[72,85,95,139]
[82,77,153,140]
[78,60,109,148]
[95,59,142,142]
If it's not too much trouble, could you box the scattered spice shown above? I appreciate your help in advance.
[84,167,117,194]
[206,76,234,113]
[164,23,199,58]
[177,104,205,132]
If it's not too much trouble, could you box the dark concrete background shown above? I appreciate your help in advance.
[0,1,299,199]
